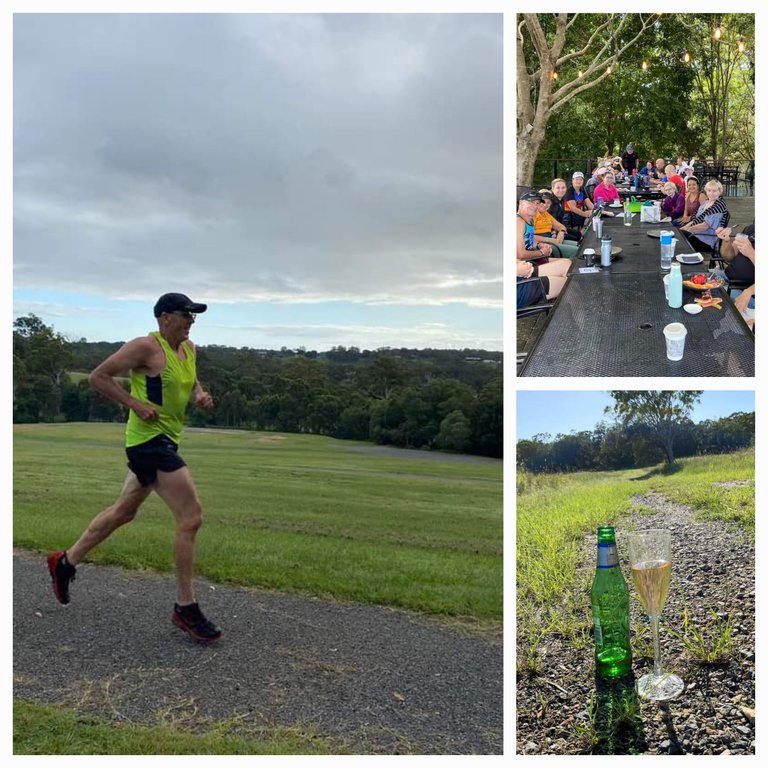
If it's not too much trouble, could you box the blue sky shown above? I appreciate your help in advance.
[12,13,501,351]
[13,287,500,349]
[516,391,755,441]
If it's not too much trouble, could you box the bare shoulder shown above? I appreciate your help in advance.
[95,334,162,376]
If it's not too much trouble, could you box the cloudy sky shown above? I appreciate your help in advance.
[13,13,502,350]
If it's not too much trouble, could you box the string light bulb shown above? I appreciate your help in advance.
[578,69,583,78]
[607,65,612,74]
[552,71,559,80]
[738,40,745,53]
[684,51,691,63]
[642,60,648,71]
[714,26,722,41]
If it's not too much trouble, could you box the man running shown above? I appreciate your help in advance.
[47,293,221,642]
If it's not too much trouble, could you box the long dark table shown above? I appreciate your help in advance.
[574,215,704,275]
[616,188,664,200]
[519,218,754,377]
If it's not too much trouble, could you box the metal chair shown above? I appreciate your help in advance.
[517,277,553,319]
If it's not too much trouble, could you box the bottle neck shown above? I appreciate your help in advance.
[597,542,619,568]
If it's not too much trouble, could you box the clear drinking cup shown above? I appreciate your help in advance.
[663,322,687,361]
[663,274,670,300]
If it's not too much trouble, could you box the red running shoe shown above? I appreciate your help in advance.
[172,602,222,642]
[47,551,77,605]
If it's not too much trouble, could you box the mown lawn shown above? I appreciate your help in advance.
[14,422,502,620]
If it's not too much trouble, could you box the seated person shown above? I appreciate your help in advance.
[564,171,594,230]
[676,155,693,175]
[733,284,755,328]
[714,224,755,326]
[517,259,566,307]
[649,158,666,182]
[679,179,729,252]
[662,164,686,193]
[533,192,581,259]
[638,160,654,179]
[660,181,685,221]
[675,176,707,227]
[584,167,604,202]
[517,191,572,277]
[592,171,621,207]
[549,178,583,241]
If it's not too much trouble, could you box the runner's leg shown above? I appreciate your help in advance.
[67,472,153,565]
[153,466,203,605]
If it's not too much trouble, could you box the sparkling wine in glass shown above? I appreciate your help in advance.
[628,529,684,701]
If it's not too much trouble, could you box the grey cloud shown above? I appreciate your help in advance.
[14,14,501,308]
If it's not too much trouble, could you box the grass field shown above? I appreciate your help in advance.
[14,422,502,621]
[516,449,754,669]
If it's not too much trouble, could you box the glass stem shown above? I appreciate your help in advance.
[650,614,662,676]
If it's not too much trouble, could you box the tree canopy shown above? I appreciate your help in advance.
[12,316,503,458]
[518,13,755,186]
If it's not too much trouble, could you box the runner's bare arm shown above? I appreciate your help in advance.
[89,337,159,420]
[191,380,215,410]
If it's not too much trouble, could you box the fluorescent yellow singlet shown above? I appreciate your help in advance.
[125,331,196,447]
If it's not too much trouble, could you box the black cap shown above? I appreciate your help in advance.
[153,293,208,318]
[519,191,544,203]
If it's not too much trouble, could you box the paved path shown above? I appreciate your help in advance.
[13,551,502,754]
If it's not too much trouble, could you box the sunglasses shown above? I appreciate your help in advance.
[167,310,196,322]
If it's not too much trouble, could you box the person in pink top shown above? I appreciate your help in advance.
[592,171,621,206]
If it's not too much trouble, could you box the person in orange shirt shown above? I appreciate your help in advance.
[533,192,580,258]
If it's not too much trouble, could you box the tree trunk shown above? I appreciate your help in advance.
[663,438,675,466]
[517,124,548,187]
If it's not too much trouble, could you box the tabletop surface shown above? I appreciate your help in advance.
[519,269,754,378]
[575,216,705,275]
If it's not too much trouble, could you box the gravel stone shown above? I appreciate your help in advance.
[14,551,502,754]
[517,492,754,755]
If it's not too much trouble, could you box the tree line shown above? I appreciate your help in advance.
[13,315,502,457]
[517,411,754,474]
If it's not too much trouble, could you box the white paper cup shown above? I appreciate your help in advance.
[663,274,670,299]
[663,322,687,361]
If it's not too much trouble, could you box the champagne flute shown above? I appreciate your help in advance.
[628,529,684,700]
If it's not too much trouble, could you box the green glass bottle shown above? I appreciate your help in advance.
[591,526,632,678]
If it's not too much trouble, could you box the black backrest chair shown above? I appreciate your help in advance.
[517,277,553,319]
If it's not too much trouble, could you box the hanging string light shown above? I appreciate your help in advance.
[713,23,722,41]
[642,60,648,71]
[738,40,745,53]
[683,51,691,63]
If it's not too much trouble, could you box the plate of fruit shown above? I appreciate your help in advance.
[683,273,724,291]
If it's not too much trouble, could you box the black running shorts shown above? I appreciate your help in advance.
[125,434,187,486]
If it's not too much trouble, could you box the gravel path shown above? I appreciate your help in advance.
[14,551,502,755]
[517,493,755,755]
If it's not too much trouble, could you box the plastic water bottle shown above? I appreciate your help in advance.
[601,236,612,267]
[660,231,673,270]
[668,262,683,308]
